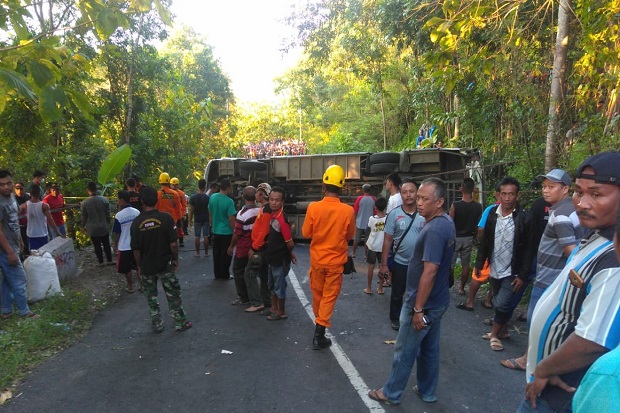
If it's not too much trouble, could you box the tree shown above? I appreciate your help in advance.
[544,0,572,171]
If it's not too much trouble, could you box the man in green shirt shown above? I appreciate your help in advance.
[208,178,236,280]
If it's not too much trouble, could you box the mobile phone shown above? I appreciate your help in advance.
[569,269,583,289]
[422,315,432,326]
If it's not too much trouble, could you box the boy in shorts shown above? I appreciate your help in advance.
[365,197,387,294]
[112,190,141,293]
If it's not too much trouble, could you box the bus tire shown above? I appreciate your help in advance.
[369,152,400,165]
[369,162,399,175]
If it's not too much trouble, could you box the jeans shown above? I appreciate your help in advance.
[0,252,32,316]
[491,276,516,325]
[48,223,66,240]
[390,262,408,322]
[382,303,449,404]
[526,285,547,331]
[516,397,572,413]
[268,261,290,299]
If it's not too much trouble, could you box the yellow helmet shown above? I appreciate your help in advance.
[323,165,345,188]
[170,177,180,185]
[159,172,170,184]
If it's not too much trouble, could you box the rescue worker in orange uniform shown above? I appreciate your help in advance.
[170,177,187,247]
[155,173,183,239]
[302,165,355,350]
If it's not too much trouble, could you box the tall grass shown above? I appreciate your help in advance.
[0,287,114,389]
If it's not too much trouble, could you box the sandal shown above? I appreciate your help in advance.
[500,358,525,371]
[456,302,474,312]
[363,288,373,295]
[176,321,193,332]
[1,313,12,319]
[490,337,504,351]
[267,313,288,321]
[377,287,384,295]
[368,389,397,406]
[24,312,39,319]
[482,332,511,340]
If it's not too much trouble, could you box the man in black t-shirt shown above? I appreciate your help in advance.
[125,177,142,211]
[189,179,210,257]
[131,186,191,333]
[450,178,482,297]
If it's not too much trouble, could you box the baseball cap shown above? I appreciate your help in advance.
[537,169,571,186]
[575,151,620,186]
[257,183,271,195]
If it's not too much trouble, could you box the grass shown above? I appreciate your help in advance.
[0,285,120,390]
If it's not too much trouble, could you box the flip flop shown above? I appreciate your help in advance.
[456,302,474,312]
[245,306,264,313]
[125,288,135,294]
[363,289,373,295]
[482,332,511,340]
[500,358,525,371]
[490,337,504,351]
[377,288,384,295]
[367,389,397,405]
[267,313,288,321]
[480,300,493,309]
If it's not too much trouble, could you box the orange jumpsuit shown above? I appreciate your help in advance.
[156,186,182,223]
[302,196,355,327]
[174,188,187,237]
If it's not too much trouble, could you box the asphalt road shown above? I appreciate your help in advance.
[3,244,528,413]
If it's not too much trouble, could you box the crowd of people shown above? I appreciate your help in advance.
[360,151,620,412]
[244,138,307,159]
[2,149,620,412]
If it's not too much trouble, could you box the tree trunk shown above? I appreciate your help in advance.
[544,0,571,172]
[454,93,460,142]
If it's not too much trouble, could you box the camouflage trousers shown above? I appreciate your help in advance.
[142,270,188,332]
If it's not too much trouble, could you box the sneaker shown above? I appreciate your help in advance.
[391,320,400,331]
[176,321,192,332]
[152,323,164,333]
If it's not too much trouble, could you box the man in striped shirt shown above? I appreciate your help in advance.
[520,151,620,413]
[228,186,259,306]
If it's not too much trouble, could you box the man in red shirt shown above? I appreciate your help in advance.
[43,183,67,238]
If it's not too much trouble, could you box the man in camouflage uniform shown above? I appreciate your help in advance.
[131,186,192,333]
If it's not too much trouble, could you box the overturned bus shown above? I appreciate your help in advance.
[204,148,483,236]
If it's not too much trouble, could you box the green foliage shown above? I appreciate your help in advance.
[276,0,618,179]
[0,288,97,388]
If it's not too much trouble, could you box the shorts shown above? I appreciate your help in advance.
[472,260,491,282]
[194,221,210,238]
[268,260,290,299]
[452,236,474,267]
[366,250,382,265]
[29,236,48,250]
[354,227,370,244]
[117,250,136,274]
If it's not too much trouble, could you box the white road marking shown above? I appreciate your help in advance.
[288,269,386,412]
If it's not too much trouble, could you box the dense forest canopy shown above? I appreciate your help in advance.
[0,0,618,195]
